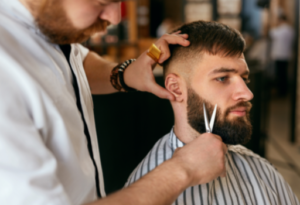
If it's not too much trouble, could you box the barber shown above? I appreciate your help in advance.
[0,1,227,205]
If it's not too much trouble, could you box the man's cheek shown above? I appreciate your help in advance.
[216,112,228,123]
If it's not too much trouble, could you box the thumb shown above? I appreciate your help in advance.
[149,83,175,101]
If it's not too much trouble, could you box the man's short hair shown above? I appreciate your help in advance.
[163,21,246,77]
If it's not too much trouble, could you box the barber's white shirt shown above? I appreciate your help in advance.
[0,1,106,204]
[270,23,295,60]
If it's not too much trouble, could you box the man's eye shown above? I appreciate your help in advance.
[216,77,228,82]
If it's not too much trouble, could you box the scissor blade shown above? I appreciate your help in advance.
[203,103,211,133]
[210,104,217,132]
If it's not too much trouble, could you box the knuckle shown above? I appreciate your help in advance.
[164,52,170,59]
[219,161,225,171]
[219,166,225,174]
[155,39,162,46]
[220,161,226,171]
[213,134,222,140]
[218,141,224,149]
[161,39,168,46]
[214,139,222,148]
[218,151,224,159]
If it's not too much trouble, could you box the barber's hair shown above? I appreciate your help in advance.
[163,21,245,75]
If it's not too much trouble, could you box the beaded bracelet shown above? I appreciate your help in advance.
[110,59,136,92]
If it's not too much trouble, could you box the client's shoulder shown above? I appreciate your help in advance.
[228,145,259,157]
[228,144,270,164]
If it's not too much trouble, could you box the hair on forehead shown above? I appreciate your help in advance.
[163,21,245,77]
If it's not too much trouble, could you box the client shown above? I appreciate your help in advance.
[125,21,299,205]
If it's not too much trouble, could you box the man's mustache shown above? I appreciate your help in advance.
[225,101,252,116]
[83,19,110,36]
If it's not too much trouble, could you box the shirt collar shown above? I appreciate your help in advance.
[168,128,186,152]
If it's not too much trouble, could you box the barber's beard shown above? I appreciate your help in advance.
[187,88,252,145]
[29,0,109,44]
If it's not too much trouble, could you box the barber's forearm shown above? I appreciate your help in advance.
[85,159,190,205]
[83,51,118,95]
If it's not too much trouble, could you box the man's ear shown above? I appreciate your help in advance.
[165,73,184,102]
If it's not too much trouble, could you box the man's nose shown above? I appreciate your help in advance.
[232,79,254,102]
[99,2,121,25]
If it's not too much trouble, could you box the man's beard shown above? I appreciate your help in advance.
[29,0,109,44]
[187,88,252,145]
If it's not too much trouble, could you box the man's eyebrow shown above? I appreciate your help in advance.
[241,70,250,76]
[210,67,249,75]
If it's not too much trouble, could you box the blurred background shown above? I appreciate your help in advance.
[84,0,300,198]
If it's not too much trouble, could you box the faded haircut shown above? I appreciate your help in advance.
[163,21,246,77]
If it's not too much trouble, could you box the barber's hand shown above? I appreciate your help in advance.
[172,133,227,186]
[123,31,190,100]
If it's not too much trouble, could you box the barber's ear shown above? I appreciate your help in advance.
[165,74,184,102]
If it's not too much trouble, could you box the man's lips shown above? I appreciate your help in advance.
[229,107,247,116]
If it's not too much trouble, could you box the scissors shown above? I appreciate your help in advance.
[203,103,217,133]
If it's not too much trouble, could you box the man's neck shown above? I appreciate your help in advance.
[173,117,200,144]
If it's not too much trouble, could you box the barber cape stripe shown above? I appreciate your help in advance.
[125,129,299,205]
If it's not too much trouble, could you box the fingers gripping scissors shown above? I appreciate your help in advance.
[204,104,228,174]
[203,103,217,133]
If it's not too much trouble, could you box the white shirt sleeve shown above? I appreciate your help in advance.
[76,44,90,62]
[0,78,72,205]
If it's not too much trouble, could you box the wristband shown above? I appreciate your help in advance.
[110,64,123,91]
[118,59,136,92]
[110,59,136,92]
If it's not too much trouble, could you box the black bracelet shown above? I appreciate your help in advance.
[118,59,136,92]
[110,64,123,92]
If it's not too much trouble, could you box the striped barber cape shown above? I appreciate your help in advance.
[125,129,299,205]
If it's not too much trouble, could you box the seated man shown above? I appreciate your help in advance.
[125,21,299,205]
